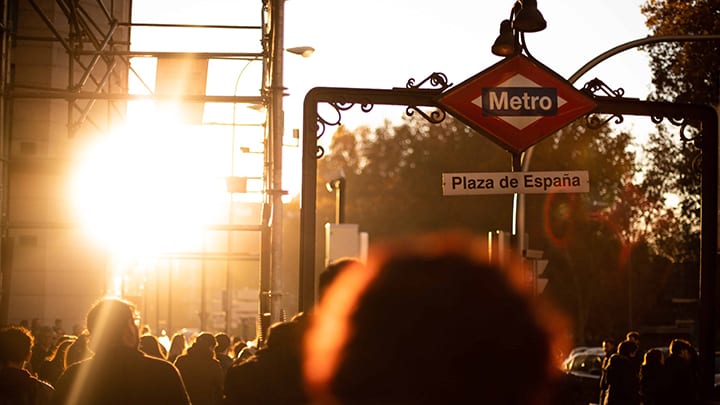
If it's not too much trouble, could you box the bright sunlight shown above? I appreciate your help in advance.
[70,120,229,256]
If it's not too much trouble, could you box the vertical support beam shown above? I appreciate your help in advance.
[268,0,285,324]
[0,0,11,324]
[298,86,452,312]
[0,238,14,325]
[299,90,319,313]
[698,106,718,400]
[510,152,522,254]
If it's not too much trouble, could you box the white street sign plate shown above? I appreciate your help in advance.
[442,171,589,195]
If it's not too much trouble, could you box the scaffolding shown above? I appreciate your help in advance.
[0,0,287,341]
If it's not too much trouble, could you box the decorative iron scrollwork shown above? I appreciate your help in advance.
[580,76,705,172]
[406,72,452,91]
[585,112,624,129]
[650,114,701,147]
[314,97,374,158]
[581,78,625,98]
[404,73,451,124]
[405,106,446,124]
[313,73,452,159]
[582,78,626,130]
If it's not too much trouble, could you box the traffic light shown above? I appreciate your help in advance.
[524,249,549,295]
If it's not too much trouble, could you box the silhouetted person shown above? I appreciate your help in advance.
[167,332,187,364]
[52,319,65,337]
[174,332,223,405]
[214,333,233,376]
[29,326,54,375]
[37,337,76,386]
[664,338,698,405]
[639,348,666,405]
[139,334,167,360]
[626,331,642,375]
[604,340,640,405]
[599,338,617,405]
[51,297,190,405]
[224,319,307,405]
[303,231,564,405]
[64,331,91,367]
[30,319,42,337]
[0,325,54,404]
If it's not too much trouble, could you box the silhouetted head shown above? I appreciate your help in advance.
[265,321,303,354]
[618,340,638,358]
[214,333,231,353]
[669,338,693,360]
[86,297,139,352]
[626,330,640,345]
[139,334,166,359]
[191,332,216,357]
[168,333,186,356]
[643,348,664,367]
[602,339,616,355]
[305,231,565,405]
[65,331,91,367]
[0,326,33,365]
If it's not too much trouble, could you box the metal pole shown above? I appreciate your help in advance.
[268,0,285,323]
[510,152,522,253]
[335,178,346,224]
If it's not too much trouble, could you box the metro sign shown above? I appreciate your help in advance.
[437,55,596,153]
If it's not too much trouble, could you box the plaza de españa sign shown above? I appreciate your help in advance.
[437,55,596,153]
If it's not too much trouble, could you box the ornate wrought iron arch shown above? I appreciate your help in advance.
[299,74,718,396]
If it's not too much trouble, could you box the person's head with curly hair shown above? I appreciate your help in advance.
[304,231,568,405]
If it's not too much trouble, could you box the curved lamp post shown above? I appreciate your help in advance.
[510,33,720,399]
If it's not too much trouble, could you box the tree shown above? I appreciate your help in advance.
[641,0,720,104]
[313,111,660,343]
[638,0,719,262]
[317,116,515,240]
[525,119,644,342]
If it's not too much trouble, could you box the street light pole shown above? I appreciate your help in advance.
[268,0,286,325]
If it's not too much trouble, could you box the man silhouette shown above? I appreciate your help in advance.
[52,297,190,405]
[0,325,54,404]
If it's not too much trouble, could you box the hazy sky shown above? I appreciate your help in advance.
[282,0,652,130]
[127,0,655,196]
[131,0,653,131]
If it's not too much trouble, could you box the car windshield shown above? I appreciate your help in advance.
[569,354,602,375]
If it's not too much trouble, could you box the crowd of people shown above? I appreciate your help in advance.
[0,231,713,404]
[597,331,701,405]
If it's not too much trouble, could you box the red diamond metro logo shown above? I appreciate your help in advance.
[437,55,597,153]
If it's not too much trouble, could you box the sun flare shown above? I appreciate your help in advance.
[70,122,229,256]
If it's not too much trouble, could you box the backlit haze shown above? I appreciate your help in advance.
[70,0,654,256]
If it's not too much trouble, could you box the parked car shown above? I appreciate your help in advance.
[561,347,604,405]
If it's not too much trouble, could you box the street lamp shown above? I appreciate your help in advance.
[513,0,547,33]
[491,0,547,57]
[286,46,315,58]
[325,177,346,224]
[509,33,720,397]
[225,43,314,335]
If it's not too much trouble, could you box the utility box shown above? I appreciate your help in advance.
[324,223,368,266]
